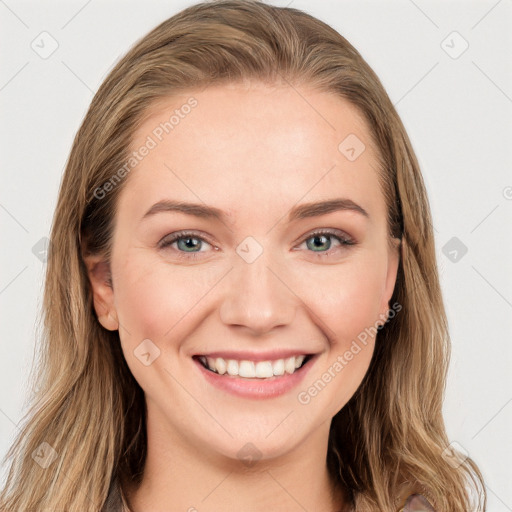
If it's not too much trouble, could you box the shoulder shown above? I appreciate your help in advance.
[401,493,437,511]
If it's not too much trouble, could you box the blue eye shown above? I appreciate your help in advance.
[174,235,204,252]
[158,231,212,258]
[299,229,355,256]
[158,228,355,260]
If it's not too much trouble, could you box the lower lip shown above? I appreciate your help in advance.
[193,356,316,399]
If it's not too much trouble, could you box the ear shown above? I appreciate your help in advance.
[378,237,401,324]
[83,254,119,331]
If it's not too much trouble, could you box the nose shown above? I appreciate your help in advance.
[218,251,296,335]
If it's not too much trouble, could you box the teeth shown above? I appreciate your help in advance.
[198,355,308,378]
[227,359,238,376]
[272,358,285,376]
[255,361,273,378]
[239,360,255,378]
[284,356,296,374]
[215,357,227,375]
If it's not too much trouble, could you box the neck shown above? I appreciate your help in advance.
[122,405,347,512]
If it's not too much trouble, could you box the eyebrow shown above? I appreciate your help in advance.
[141,198,369,224]
[288,198,369,222]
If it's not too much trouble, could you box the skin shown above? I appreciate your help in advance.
[85,82,400,512]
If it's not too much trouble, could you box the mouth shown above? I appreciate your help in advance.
[191,349,319,399]
[192,354,314,379]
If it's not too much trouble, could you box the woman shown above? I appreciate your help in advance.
[0,1,486,510]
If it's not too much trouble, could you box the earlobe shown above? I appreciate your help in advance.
[93,293,119,331]
[83,255,119,331]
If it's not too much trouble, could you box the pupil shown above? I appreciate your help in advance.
[179,237,200,252]
[308,235,330,252]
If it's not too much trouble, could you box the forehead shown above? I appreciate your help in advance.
[120,82,386,226]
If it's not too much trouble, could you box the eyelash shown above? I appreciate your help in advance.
[158,229,356,260]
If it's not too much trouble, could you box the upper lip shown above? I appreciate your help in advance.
[193,349,316,362]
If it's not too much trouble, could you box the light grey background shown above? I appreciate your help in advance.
[1,0,511,509]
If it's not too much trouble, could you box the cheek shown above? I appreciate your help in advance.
[112,252,219,344]
[291,256,386,414]
[293,255,387,344]
[111,253,224,394]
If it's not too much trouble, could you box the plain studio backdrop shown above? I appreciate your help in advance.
[1,0,511,509]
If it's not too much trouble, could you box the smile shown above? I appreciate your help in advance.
[196,354,312,378]
[192,352,317,399]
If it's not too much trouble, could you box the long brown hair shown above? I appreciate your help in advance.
[0,1,486,510]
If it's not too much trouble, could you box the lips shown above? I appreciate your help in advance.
[194,354,312,378]
[190,345,320,398]
[193,352,317,399]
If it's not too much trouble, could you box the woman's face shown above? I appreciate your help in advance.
[88,82,399,463]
